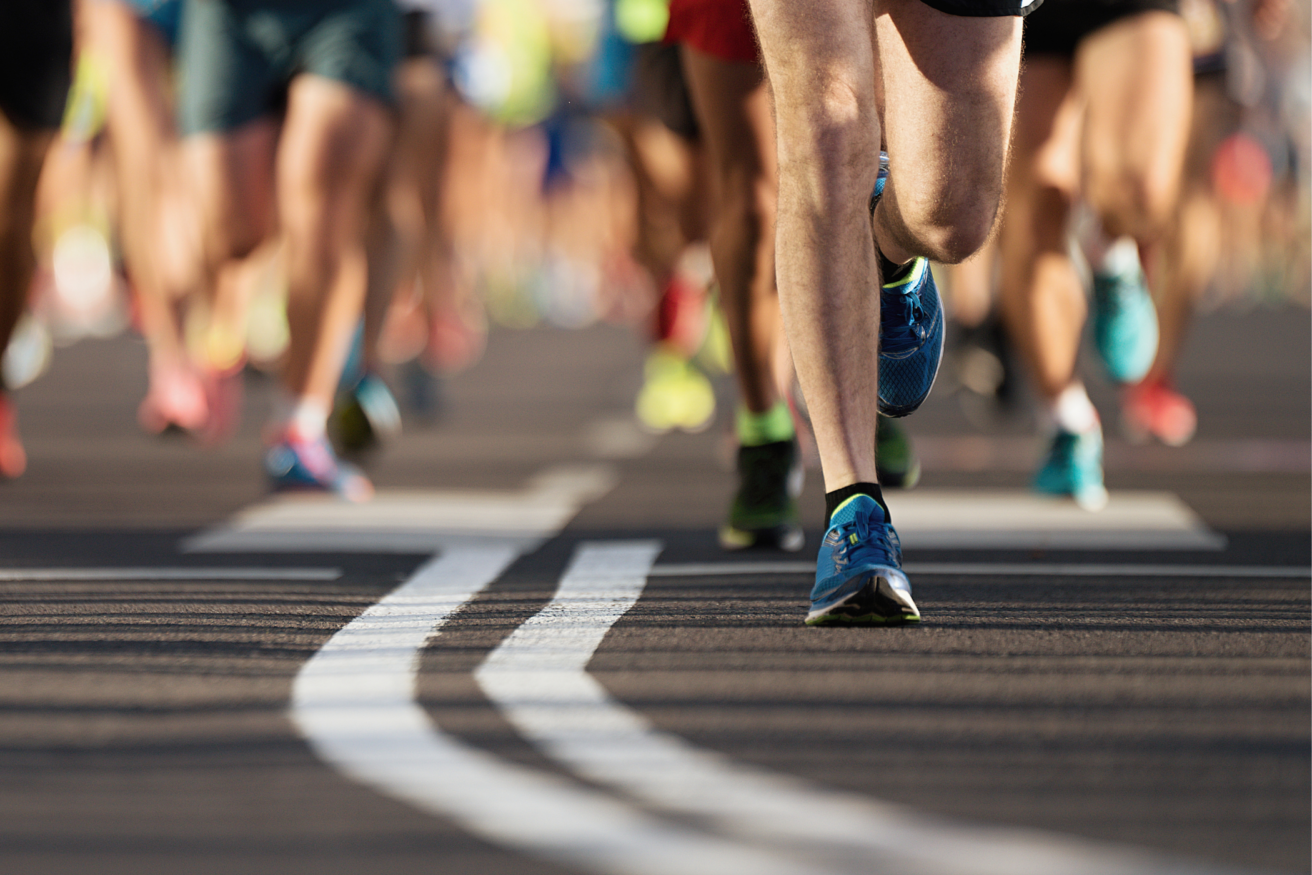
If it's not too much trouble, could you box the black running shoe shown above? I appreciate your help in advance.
[719,439,804,552]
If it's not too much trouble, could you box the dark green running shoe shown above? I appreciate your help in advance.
[720,439,804,552]
[330,373,401,456]
[876,415,920,489]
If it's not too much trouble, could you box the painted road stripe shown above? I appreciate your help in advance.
[0,567,341,581]
[883,490,1224,550]
[478,541,1260,875]
[291,546,851,875]
[184,464,617,554]
[649,562,1312,580]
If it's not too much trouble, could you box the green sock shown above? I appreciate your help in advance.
[736,401,795,447]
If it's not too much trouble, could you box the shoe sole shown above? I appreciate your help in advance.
[806,573,921,626]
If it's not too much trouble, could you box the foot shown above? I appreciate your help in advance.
[807,494,920,626]
[1091,265,1158,385]
[1034,423,1108,511]
[1122,376,1196,447]
[138,362,209,436]
[635,346,715,434]
[870,153,945,418]
[0,394,27,479]
[264,432,373,502]
[875,415,920,489]
[331,372,402,455]
[720,439,804,552]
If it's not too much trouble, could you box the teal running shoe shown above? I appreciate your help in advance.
[1034,425,1108,511]
[265,433,373,502]
[1091,266,1158,385]
[720,439,804,552]
[807,494,920,626]
[870,153,945,418]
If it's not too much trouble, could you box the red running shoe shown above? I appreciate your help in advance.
[1122,376,1197,447]
[0,393,27,479]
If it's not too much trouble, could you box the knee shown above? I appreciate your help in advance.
[716,170,776,249]
[1086,160,1179,238]
[773,72,878,192]
[208,216,265,264]
[898,187,1001,265]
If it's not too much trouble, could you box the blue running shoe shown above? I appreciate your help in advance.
[1091,265,1158,385]
[1034,424,1108,511]
[807,494,920,626]
[870,152,945,418]
[265,433,374,503]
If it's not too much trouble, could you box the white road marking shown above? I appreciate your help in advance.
[649,562,1312,580]
[582,415,661,459]
[478,541,1260,875]
[183,464,616,554]
[883,490,1224,550]
[291,546,851,875]
[0,567,341,581]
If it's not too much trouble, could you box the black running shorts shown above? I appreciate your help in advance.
[1024,0,1181,56]
[920,0,1044,18]
[0,0,74,131]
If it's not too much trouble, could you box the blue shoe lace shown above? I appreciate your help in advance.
[879,259,932,356]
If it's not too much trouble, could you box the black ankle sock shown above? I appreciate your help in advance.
[877,249,911,285]
[825,483,889,524]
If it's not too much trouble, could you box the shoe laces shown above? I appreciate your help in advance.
[880,265,928,355]
[828,507,902,571]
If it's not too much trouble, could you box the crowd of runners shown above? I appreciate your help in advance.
[0,0,1306,621]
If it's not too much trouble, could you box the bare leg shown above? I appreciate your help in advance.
[276,75,391,414]
[997,57,1085,403]
[1078,11,1193,243]
[748,0,1020,490]
[680,47,780,415]
[0,115,54,477]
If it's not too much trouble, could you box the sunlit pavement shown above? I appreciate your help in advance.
[0,305,1307,875]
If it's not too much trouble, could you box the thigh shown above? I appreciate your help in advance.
[276,75,392,227]
[1010,56,1080,194]
[875,0,1023,235]
[186,120,279,259]
[679,48,772,186]
[1076,10,1192,195]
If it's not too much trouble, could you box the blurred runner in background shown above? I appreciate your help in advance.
[0,0,74,479]
[998,0,1193,510]
[177,0,401,500]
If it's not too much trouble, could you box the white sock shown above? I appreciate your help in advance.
[1092,236,1140,278]
[274,392,329,440]
[1046,383,1099,435]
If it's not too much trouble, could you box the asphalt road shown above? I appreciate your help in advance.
[0,302,1307,875]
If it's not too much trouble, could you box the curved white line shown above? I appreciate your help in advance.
[477,541,1260,875]
[291,546,848,875]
